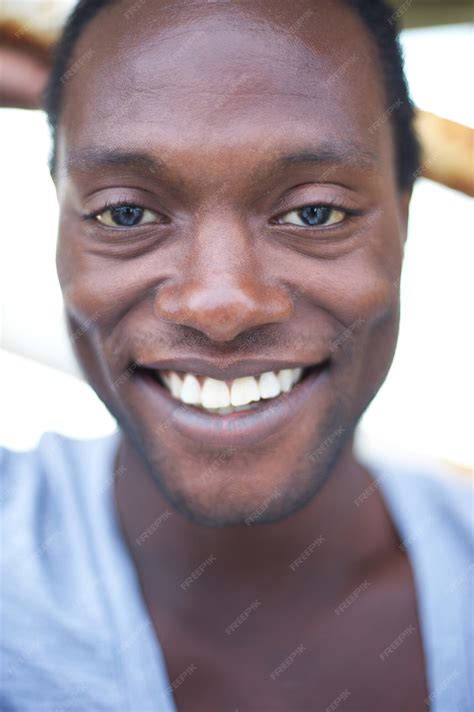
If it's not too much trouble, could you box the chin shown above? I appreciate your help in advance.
[131,422,349,528]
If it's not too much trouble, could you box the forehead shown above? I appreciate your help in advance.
[58,0,390,177]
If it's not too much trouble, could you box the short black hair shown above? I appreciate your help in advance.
[44,0,420,188]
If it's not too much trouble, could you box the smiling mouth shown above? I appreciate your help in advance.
[145,364,326,415]
[133,359,331,447]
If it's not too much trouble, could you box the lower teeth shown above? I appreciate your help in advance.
[202,402,262,415]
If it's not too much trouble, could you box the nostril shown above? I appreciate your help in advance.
[154,279,293,341]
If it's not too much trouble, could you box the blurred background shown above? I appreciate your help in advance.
[0,1,473,469]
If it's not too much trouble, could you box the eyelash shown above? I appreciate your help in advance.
[275,201,362,232]
[82,199,151,222]
[82,198,360,228]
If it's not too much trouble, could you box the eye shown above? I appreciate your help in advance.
[276,205,346,228]
[94,204,159,228]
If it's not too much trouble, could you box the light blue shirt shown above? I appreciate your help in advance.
[1,431,473,711]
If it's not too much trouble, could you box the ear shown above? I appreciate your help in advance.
[398,188,413,245]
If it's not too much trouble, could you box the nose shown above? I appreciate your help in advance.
[154,218,293,342]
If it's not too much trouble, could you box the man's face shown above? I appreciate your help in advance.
[55,0,409,526]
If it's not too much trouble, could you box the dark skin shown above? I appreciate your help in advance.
[55,0,427,709]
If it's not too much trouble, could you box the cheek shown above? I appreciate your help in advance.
[331,254,400,327]
[294,222,404,407]
[308,209,404,330]
[337,227,403,368]
[295,247,401,341]
[324,241,402,409]
[56,220,143,329]
[56,208,182,327]
[56,217,102,322]
[56,224,130,396]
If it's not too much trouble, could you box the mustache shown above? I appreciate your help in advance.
[121,323,325,360]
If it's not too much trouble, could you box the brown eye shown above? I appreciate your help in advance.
[96,205,158,227]
[277,205,346,227]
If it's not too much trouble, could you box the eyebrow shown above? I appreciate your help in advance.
[276,142,379,170]
[65,140,379,177]
[64,148,166,176]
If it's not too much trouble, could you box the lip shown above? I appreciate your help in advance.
[133,360,331,448]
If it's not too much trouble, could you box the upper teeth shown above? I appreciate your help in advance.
[160,368,304,412]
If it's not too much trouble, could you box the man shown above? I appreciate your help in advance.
[1,0,472,710]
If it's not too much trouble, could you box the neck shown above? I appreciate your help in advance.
[114,432,396,600]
